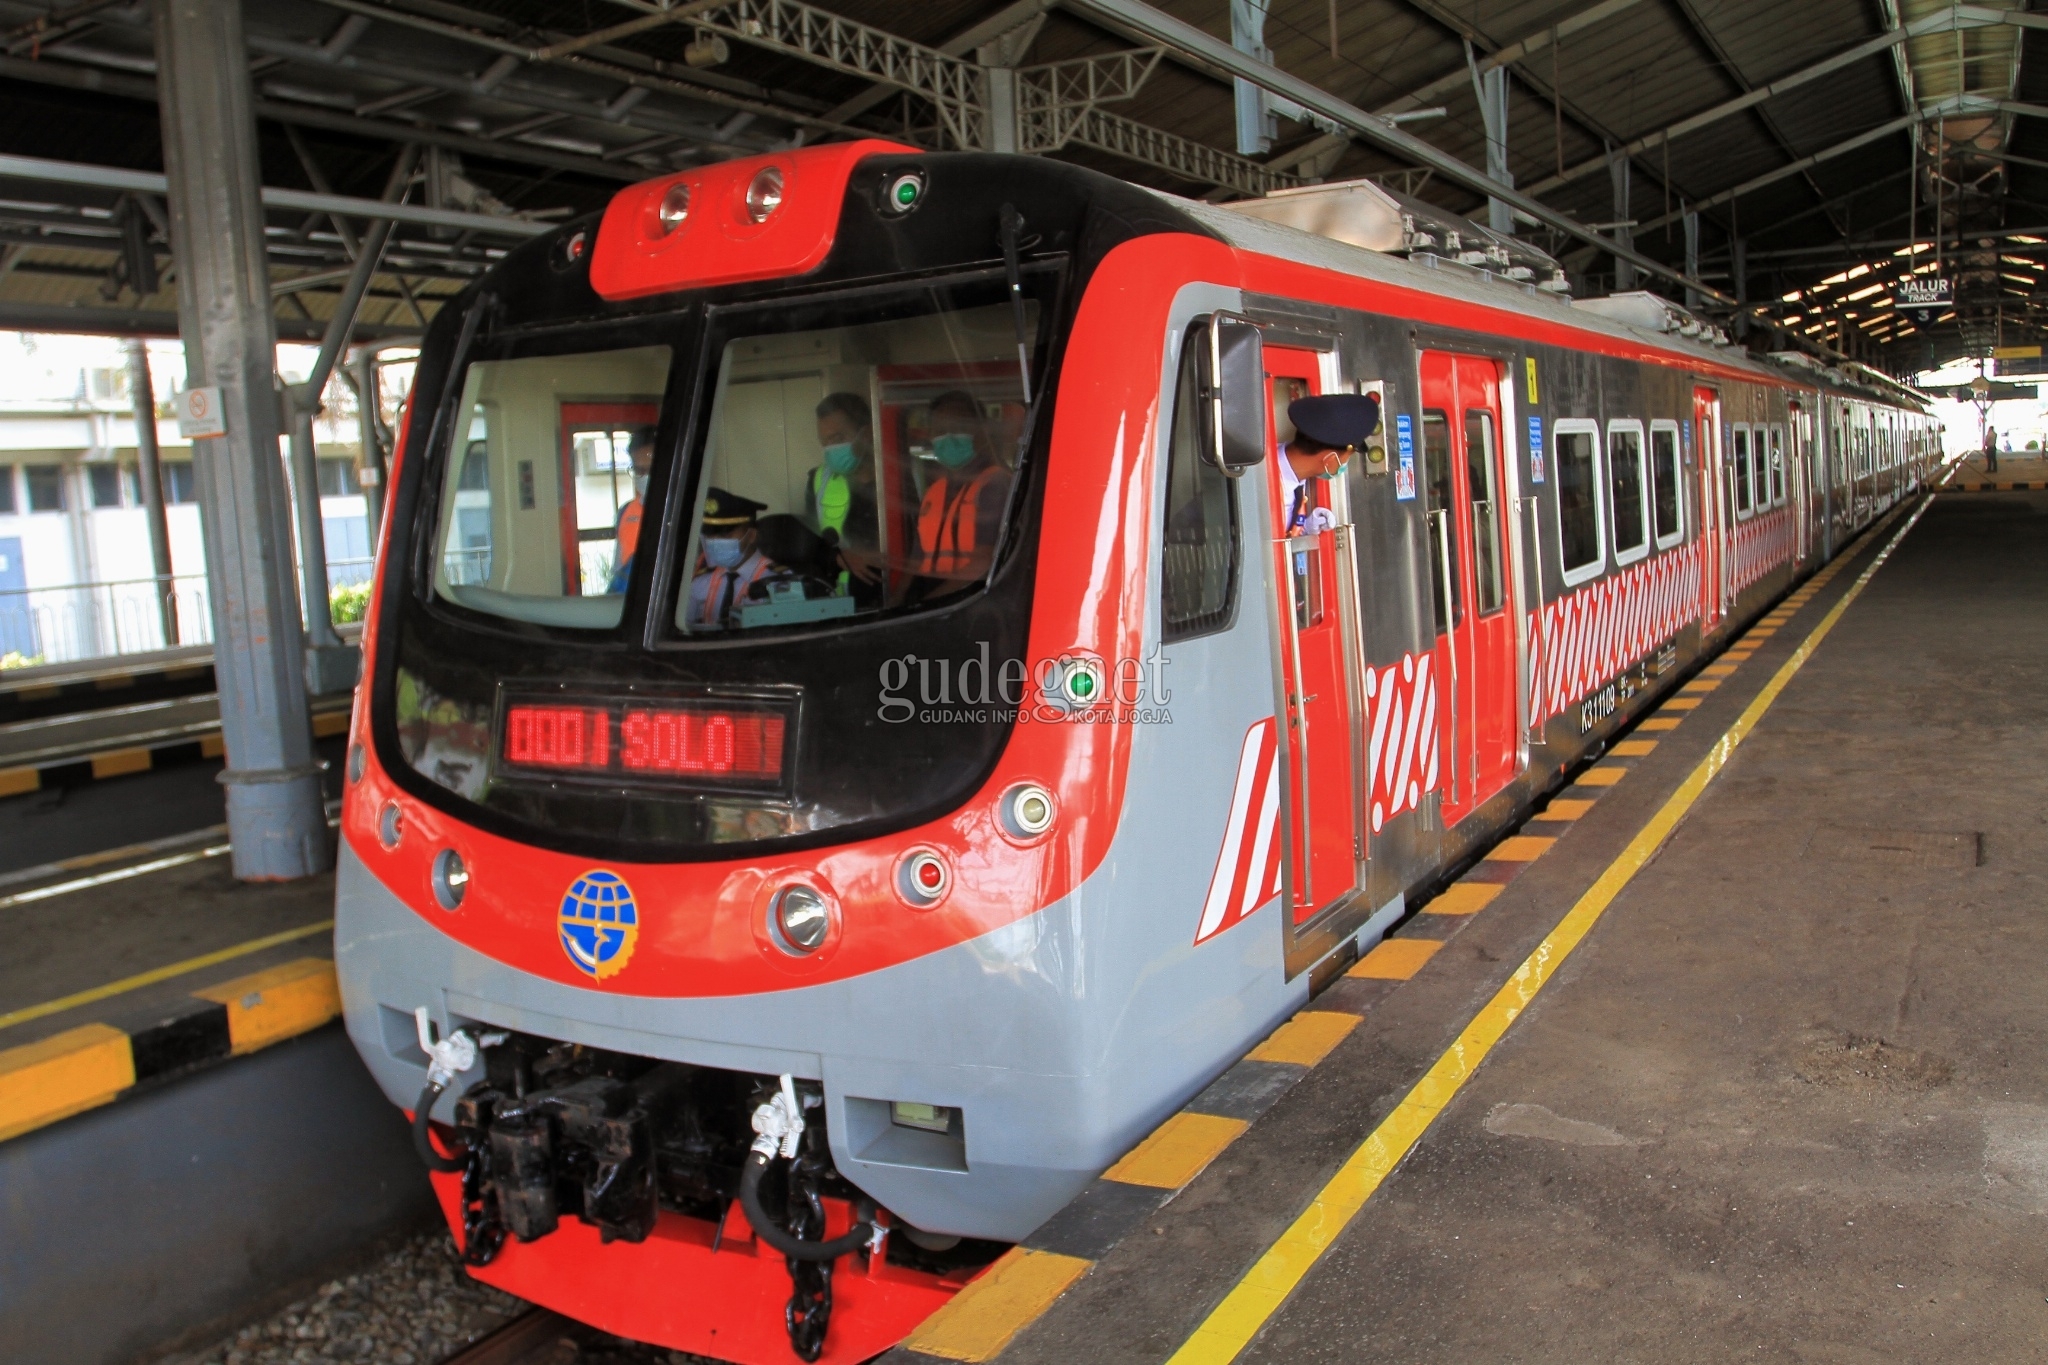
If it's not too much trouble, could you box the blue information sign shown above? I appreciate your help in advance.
[1394,413,1416,501]
[1527,415,1545,485]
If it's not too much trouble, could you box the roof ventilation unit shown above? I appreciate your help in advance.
[1222,177,1570,295]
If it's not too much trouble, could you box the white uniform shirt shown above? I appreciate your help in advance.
[686,548,771,630]
[1278,446,1337,535]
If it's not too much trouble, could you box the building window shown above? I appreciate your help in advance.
[1159,327,1239,643]
[317,457,363,497]
[0,465,15,515]
[24,464,64,512]
[163,461,198,504]
[88,464,123,508]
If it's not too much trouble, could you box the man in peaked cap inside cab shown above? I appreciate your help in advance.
[1278,392,1381,535]
[685,486,774,631]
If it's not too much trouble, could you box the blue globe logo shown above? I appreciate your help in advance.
[557,870,639,981]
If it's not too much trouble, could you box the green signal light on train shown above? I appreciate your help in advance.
[887,172,924,213]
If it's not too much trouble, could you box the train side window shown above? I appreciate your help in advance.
[1160,331,1239,643]
[1649,421,1682,548]
[1607,420,1648,565]
[1422,409,1462,631]
[1466,409,1505,615]
[1552,420,1604,586]
[1769,424,1786,505]
[1731,425,1753,519]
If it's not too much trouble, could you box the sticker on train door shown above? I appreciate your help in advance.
[1394,414,1416,500]
[1528,415,1545,484]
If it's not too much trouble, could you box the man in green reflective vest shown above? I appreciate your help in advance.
[807,391,882,601]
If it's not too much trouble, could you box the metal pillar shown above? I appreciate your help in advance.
[124,337,177,647]
[1609,147,1634,292]
[1732,236,1749,339]
[285,155,408,697]
[1683,210,1701,312]
[1469,48,1512,236]
[350,350,386,539]
[153,0,329,880]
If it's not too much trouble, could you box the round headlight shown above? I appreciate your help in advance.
[773,885,832,954]
[431,849,468,911]
[745,166,784,223]
[999,783,1056,839]
[378,800,403,850]
[898,850,950,907]
[657,181,690,234]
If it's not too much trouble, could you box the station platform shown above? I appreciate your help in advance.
[889,488,2048,1365]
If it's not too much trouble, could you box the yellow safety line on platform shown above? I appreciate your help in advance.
[1162,499,1932,1365]
[0,843,231,912]
[0,920,333,1032]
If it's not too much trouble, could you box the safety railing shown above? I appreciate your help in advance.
[0,574,213,668]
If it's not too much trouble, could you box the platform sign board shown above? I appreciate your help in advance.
[1894,276,1952,315]
[1939,381,2037,402]
[177,386,227,439]
[1993,346,2048,377]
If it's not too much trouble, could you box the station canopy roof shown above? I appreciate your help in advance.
[0,0,2036,374]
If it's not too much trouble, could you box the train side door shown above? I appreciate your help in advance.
[1264,348,1361,925]
[1421,352,1518,826]
[1693,386,1724,629]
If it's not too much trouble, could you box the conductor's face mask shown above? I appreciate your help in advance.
[702,535,746,569]
[822,442,859,476]
[932,432,977,470]
[633,471,651,498]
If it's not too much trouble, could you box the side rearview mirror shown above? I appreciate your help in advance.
[1196,315,1266,476]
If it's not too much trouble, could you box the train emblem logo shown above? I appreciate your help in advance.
[557,870,639,981]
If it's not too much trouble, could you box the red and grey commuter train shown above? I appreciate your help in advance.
[335,137,1940,1362]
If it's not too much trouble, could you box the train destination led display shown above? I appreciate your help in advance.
[501,697,788,788]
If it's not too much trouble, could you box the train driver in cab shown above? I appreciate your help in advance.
[605,424,658,594]
[1278,393,1381,534]
[807,392,882,599]
[685,487,775,631]
[917,389,1012,586]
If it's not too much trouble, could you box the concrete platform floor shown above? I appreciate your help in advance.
[965,495,2048,1365]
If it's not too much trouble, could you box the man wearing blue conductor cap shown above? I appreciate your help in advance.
[1279,392,1381,534]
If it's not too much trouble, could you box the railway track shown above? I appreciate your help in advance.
[439,1307,711,1365]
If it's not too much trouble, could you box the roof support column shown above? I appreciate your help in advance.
[152,0,330,880]
[124,337,177,647]
[1609,146,1634,291]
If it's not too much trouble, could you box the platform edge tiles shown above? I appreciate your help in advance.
[0,950,340,1142]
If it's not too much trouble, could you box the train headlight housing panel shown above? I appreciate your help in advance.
[431,849,468,911]
[772,885,832,954]
[745,166,785,223]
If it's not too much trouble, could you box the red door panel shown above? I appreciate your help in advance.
[1693,386,1724,629]
[1264,349,1359,924]
[1421,352,1518,827]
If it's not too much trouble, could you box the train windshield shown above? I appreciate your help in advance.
[674,282,1039,636]
[431,342,675,630]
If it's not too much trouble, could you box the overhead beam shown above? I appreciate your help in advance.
[0,51,647,183]
[0,297,420,339]
[1631,115,1918,236]
[1061,0,1733,303]
[0,152,551,237]
[821,0,1057,127]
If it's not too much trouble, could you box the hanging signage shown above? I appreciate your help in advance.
[1893,276,1952,313]
[176,386,227,439]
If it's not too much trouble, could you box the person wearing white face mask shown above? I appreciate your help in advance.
[685,487,775,631]
[605,425,659,594]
